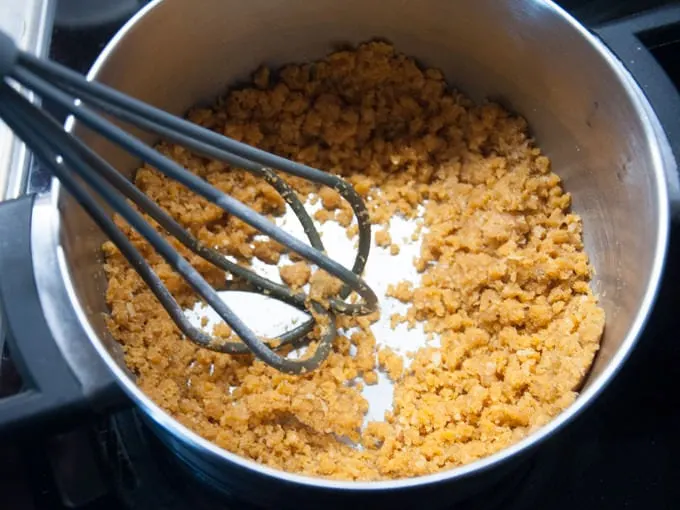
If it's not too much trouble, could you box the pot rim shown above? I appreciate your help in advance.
[57,0,671,491]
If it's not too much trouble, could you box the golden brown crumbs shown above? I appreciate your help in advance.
[102,41,604,481]
[363,370,379,385]
[387,281,414,303]
[288,250,304,262]
[390,313,405,329]
[351,177,372,197]
[313,208,333,224]
[377,347,404,381]
[390,244,400,256]
[355,310,381,332]
[351,331,377,373]
[319,187,342,210]
[212,322,232,339]
[375,229,392,247]
[411,224,423,242]
[335,208,353,227]
[252,239,282,264]
[309,270,343,302]
[279,262,312,289]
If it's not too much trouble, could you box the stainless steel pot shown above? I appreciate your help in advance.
[0,0,678,508]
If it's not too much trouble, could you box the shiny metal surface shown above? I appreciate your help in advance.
[0,0,54,201]
[0,0,53,364]
[30,0,673,503]
[31,193,127,405]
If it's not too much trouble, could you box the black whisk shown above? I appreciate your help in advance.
[0,30,378,374]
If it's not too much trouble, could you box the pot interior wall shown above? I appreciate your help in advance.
[60,0,663,394]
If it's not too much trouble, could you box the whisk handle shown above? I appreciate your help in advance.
[0,195,124,434]
[0,29,18,78]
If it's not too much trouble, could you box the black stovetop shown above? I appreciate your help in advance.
[3,2,680,509]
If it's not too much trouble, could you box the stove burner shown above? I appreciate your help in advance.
[99,409,552,510]
[102,411,250,510]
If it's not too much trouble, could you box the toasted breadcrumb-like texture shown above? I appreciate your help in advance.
[378,347,404,381]
[279,262,312,289]
[375,229,392,247]
[102,41,604,481]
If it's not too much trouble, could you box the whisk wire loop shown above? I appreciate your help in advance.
[0,31,379,374]
[0,84,338,374]
[17,52,374,313]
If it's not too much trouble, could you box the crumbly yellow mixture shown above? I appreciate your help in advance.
[102,42,605,480]
[279,261,312,289]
